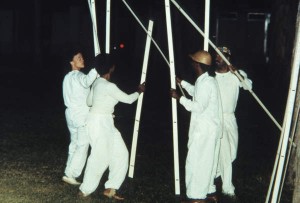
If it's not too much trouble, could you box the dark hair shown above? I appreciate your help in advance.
[94,53,115,75]
[67,45,82,62]
[199,62,216,77]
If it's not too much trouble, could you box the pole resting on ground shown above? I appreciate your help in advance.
[128,20,153,179]
[165,0,181,195]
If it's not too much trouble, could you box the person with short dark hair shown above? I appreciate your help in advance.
[214,46,252,200]
[171,50,222,203]
[78,53,145,200]
[62,49,98,185]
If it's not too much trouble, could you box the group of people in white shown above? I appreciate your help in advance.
[62,46,252,203]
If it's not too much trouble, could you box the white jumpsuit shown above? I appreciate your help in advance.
[180,72,222,199]
[62,68,97,178]
[215,70,252,195]
[79,77,139,195]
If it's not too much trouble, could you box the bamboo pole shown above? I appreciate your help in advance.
[105,0,111,54]
[128,20,154,178]
[87,0,101,55]
[165,0,181,195]
[269,9,300,202]
[204,0,210,51]
[277,106,300,202]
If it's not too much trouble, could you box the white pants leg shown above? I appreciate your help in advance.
[65,125,89,178]
[105,129,129,189]
[64,124,78,175]
[186,129,217,199]
[219,141,235,195]
[80,114,128,195]
[208,137,221,194]
[80,114,110,195]
[219,115,238,195]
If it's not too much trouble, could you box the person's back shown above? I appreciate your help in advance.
[88,78,118,114]
[87,77,140,115]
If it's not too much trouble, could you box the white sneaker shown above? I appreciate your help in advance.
[62,176,81,185]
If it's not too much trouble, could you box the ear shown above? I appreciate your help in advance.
[109,66,115,74]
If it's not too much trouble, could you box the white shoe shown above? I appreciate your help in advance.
[62,176,81,185]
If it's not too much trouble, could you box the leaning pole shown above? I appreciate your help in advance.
[128,20,154,178]
[268,5,300,203]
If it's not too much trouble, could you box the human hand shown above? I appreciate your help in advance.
[170,89,180,100]
[228,65,237,72]
[137,82,145,94]
[176,77,182,85]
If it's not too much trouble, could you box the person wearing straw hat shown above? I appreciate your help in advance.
[62,48,98,185]
[78,53,145,200]
[214,46,252,200]
[171,50,222,203]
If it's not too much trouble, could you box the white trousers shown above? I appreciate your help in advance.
[80,113,128,195]
[186,125,218,199]
[218,114,238,195]
[208,137,221,194]
[64,110,89,178]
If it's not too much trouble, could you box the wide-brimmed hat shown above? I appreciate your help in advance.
[189,50,212,65]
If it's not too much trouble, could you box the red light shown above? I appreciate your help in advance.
[119,43,125,48]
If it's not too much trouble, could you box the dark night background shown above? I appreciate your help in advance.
[0,0,299,202]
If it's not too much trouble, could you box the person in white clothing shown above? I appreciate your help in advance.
[171,50,222,203]
[62,49,98,185]
[215,46,252,199]
[78,53,145,200]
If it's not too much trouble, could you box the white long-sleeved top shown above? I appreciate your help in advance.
[63,68,98,109]
[215,70,252,114]
[180,72,221,127]
[62,68,97,127]
[87,77,139,114]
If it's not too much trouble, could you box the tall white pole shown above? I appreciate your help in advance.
[105,0,111,54]
[204,0,210,51]
[165,0,181,195]
[88,0,101,55]
[128,20,154,178]
[270,14,300,203]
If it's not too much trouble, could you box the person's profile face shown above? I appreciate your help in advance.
[71,53,85,69]
[190,61,199,73]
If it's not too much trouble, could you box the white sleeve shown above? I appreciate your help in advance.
[77,68,98,88]
[181,80,195,96]
[86,85,94,107]
[179,81,211,113]
[237,70,252,90]
[109,83,139,104]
